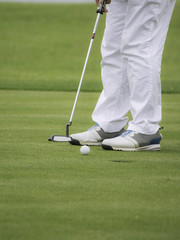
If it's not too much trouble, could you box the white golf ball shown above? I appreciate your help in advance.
[80,145,90,155]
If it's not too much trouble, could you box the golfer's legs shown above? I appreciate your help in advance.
[121,0,176,134]
[92,0,129,133]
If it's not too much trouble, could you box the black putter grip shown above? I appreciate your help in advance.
[96,0,106,14]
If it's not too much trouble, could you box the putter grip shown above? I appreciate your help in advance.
[96,0,106,14]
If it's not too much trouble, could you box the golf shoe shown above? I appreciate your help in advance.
[102,130,162,151]
[70,124,125,146]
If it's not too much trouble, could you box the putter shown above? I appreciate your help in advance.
[48,0,106,142]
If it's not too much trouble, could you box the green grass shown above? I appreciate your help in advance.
[0,90,180,240]
[0,3,104,92]
[0,2,180,93]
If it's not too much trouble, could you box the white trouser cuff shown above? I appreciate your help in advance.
[127,122,160,135]
[95,117,129,133]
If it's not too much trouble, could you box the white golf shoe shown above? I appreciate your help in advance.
[102,130,162,151]
[70,124,125,146]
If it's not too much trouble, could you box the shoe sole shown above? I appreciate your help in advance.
[70,138,102,146]
[102,144,161,151]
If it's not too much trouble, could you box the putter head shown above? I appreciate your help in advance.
[48,123,72,142]
[48,135,72,142]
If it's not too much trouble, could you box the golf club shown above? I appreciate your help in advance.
[48,0,106,142]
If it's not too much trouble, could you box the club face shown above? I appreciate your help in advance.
[48,135,72,142]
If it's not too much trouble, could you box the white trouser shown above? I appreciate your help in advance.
[92,0,176,134]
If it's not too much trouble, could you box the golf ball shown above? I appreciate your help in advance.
[80,145,90,155]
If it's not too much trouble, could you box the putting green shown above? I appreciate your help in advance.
[0,90,179,240]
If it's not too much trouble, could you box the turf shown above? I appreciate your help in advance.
[0,3,104,92]
[0,90,180,240]
[0,2,180,93]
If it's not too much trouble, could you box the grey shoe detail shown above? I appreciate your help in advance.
[96,126,126,140]
[120,130,162,147]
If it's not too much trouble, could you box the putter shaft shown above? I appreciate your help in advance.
[68,13,101,126]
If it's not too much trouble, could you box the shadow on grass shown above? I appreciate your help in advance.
[110,160,134,163]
